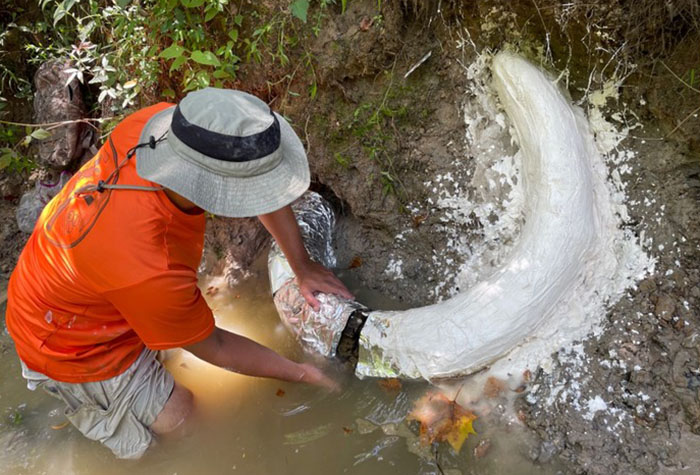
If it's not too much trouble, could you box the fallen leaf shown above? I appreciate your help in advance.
[473,439,491,459]
[359,16,373,31]
[349,256,363,269]
[408,391,477,453]
[206,286,219,296]
[342,426,353,434]
[276,388,286,397]
[522,369,532,382]
[482,376,506,398]
[445,409,477,452]
[517,409,527,423]
[513,384,527,393]
[51,421,70,430]
[378,378,402,393]
[355,418,378,435]
[412,214,427,228]
[284,423,331,445]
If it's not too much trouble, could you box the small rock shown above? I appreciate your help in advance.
[655,294,675,321]
[537,440,558,463]
[355,418,378,435]
[33,59,92,169]
[381,423,398,436]
[680,333,699,350]
[639,278,657,293]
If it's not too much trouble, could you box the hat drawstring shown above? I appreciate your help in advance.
[74,132,168,196]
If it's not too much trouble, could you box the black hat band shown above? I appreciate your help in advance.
[170,105,281,162]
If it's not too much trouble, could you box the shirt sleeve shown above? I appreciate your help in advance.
[103,270,215,350]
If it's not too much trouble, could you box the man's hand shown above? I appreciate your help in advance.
[185,327,340,391]
[258,204,354,310]
[296,259,353,311]
[297,362,340,392]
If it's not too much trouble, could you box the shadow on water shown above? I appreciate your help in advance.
[0,263,567,474]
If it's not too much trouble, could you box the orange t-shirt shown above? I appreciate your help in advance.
[6,103,215,383]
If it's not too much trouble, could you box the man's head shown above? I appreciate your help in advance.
[136,88,310,217]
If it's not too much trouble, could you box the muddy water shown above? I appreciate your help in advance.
[0,266,564,475]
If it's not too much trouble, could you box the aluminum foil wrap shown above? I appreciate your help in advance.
[272,282,365,358]
[269,192,336,295]
[269,192,363,358]
[355,311,404,378]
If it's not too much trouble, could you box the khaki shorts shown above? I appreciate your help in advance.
[21,348,174,459]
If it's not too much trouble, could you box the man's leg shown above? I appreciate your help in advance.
[149,382,194,435]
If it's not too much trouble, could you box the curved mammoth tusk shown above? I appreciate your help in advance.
[356,51,597,379]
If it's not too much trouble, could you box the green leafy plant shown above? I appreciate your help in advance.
[0,125,40,173]
[0,0,352,175]
[290,0,310,23]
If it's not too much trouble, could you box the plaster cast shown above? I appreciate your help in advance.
[356,51,648,379]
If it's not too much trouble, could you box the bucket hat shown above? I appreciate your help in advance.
[136,88,310,217]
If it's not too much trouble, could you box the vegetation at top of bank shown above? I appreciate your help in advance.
[2,0,348,114]
[0,0,352,174]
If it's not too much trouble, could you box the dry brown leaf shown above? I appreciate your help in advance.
[517,409,527,423]
[276,388,286,397]
[342,426,353,434]
[474,439,491,459]
[513,384,527,393]
[206,286,219,296]
[378,378,402,393]
[412,214,427,228]
[482,376,506,398]
[51,421,70,430]
[349,256,363,269]
[408,391,477,453]
[359,16,373,31]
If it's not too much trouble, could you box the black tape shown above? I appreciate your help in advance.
[336,309,370,369]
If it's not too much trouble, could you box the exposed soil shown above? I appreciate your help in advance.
[520,131,700,474]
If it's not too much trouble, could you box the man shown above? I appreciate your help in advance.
[5,88,352,458]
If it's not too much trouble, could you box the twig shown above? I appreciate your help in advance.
[660,61,700,95]
[433,444,445,475]
[304,113,312,156]
[531,0,553,65]
[665,104,700,138]
[0,117,115,133]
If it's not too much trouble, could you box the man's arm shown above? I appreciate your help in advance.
[184,327,337,390]
[258,204,353,310]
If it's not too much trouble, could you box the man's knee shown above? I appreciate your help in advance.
[150,383,194,435]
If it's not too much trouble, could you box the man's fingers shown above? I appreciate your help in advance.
[297,263,354,308]
[301,287,321,311]
[337,285,354,300]
[322,275,354,300]
[320,375,341,393]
